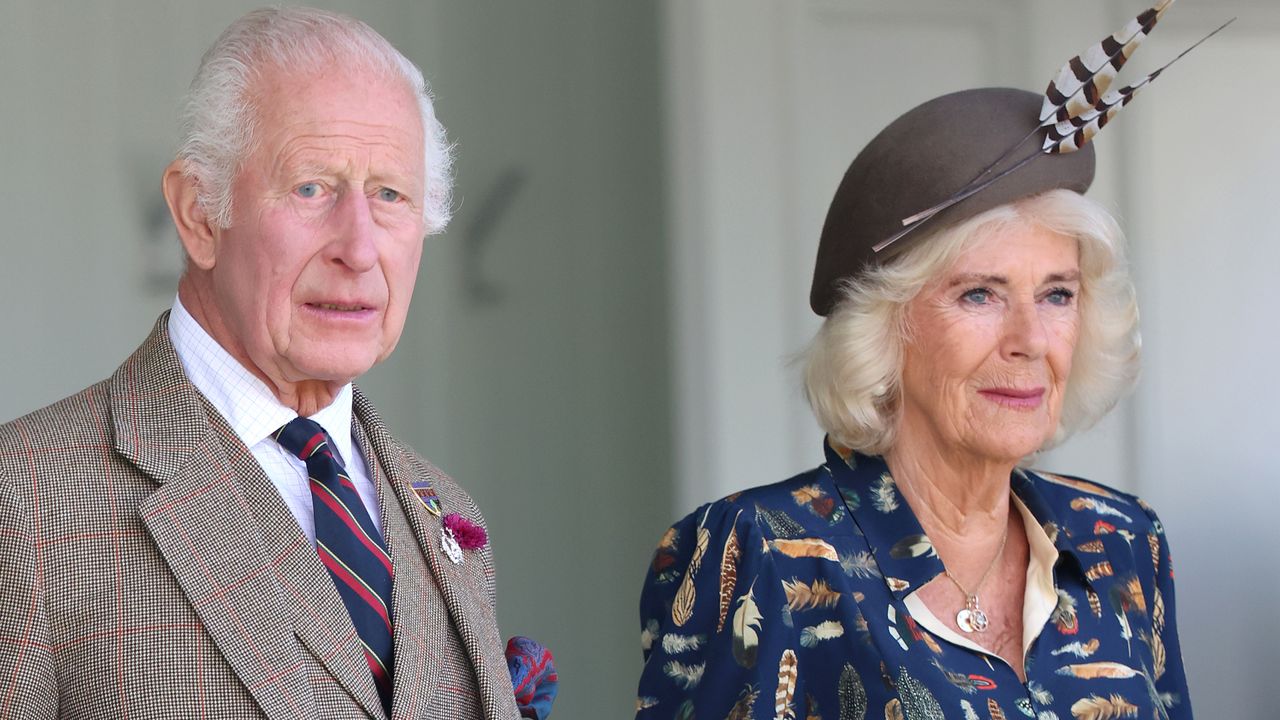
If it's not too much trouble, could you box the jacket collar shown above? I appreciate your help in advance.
[823,439,1102,599]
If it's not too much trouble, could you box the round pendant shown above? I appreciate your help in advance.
[956,608,989,633]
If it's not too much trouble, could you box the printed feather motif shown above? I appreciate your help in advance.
[783,578,842,611]
[960,699,979,720]
[897,667,946,720]
[838,664,868,720]
[1085,561,1114,582]
[1051,638,1100,659]
[805,694,823,720]
[1069,694,1138,720]
[1028,681,1054,706]
[717,510,744,632]
[840,551,882,579]
[640,618,660,652]
[636,696,658,712]
[1086,588,1103,617]
[757,504,807,538]
[1071,497,1133,523]
[671,507,712,627]
[662,659,705,689]
[771,538,840,562]
[726,684,761,720]
[732,583,764,668]
[884,699,904,720]
[775,649,799,720]
[930,658,981,695]
[1052,590,1080,635]
[871,474,899,513]
[800,620,845,648]
[1109,575,1147,614]
[1056,662,1140,680]
[661,633,706,654]
[1077,539,1106,554]
[889,534,937,560]
[1148,532,1161,573]
[987,698,1006,720]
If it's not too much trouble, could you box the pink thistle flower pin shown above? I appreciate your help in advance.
[443,512,488,551]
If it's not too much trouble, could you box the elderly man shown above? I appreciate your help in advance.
[0,8,545,719]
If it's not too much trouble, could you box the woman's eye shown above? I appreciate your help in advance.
[1046,288,1076,306]
[961,288,991,305]
[296,182,321,198]
[377,188,401,203]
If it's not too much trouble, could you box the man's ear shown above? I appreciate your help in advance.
[162,160,218,270]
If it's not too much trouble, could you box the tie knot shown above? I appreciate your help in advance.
[274,416,331,461]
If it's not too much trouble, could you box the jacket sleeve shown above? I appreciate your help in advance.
[0,470,57,719]
[636,500,792,718]
[1139,502,1191,719]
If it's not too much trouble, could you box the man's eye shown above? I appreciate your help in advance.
[377,188,402,203]
[961,288,991,305]
[296,183,321,198]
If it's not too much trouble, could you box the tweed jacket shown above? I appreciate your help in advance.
[0,315,520,720]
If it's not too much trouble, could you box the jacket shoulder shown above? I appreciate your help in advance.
[1022,467,1164,535]
[0,379,114,468]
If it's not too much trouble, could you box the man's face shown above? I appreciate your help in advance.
[202,65,427,389]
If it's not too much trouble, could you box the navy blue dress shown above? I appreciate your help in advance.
[636,440,1189,719]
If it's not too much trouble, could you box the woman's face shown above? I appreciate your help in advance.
[897,221,1081,466]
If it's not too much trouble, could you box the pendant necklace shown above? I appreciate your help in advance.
[943,524,1009,633]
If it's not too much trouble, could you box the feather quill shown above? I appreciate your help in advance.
[717,510,744,632]
[883,2,1232,251]
[671,507,712,627]
[775,649,799,720]
[1069,694,1139,720]
[838,664,868,720]
[732,584,764,668]
[1040,0,1173,124]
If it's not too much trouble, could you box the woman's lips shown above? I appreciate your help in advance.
[978,387,1045,410]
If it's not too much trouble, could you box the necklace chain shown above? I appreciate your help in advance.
[941,522,1009,633]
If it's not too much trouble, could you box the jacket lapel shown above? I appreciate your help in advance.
[114,316,318,719]
[353,422,441,716]
[353,391,520,720]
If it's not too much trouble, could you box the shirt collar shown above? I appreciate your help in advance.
[823,438,1096,601]
[168,297,358,465]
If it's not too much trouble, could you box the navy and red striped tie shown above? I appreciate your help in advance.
[275,417,394,714]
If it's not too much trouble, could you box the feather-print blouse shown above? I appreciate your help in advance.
[636,440,1189,719]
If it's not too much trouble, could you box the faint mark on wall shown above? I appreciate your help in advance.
[460,168,527,307]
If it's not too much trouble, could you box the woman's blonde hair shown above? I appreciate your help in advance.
[802,189,1140,455]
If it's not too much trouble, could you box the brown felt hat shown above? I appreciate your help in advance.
[810,87,1096,316]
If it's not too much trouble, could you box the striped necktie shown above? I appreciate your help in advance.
[274,417,394,714]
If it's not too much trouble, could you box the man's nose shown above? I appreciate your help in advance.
[325,190,379,273]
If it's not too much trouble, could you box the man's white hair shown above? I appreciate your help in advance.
[803,189,1141,456]
[176,6,453,233]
